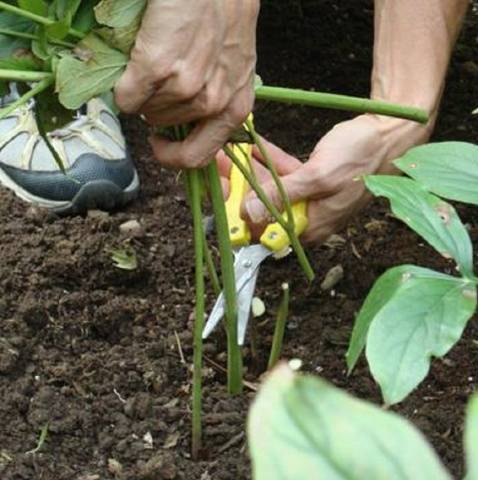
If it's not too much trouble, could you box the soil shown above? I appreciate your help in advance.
[1,1,478,479]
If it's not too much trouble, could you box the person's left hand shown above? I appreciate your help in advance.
[218,114,431,244]
[115,0,260,169]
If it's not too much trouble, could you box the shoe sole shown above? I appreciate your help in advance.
[0,167,140,215]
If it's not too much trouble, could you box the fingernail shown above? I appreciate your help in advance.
[246,197,267,224]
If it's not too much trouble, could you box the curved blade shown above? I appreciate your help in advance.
[237,267,260,345]
[203,245,272,340]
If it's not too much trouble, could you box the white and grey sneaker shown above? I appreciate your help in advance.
[0,85,139,214]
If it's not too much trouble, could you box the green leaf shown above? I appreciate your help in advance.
[395,142,478,206]
[0,55,40,71]
[249,365,451,480]
[365,271,476,405]
[72,0,99,33]
[0,12,34,56]
[56,33,127,109]
[18,0,48,16]
[365,175,474,277]
[94,0,146,28]
[346,265,437,373]
[95,20,140,54]
[465,394,478,480]
[45,16,71,40]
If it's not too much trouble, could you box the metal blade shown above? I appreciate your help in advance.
[237,267,260,345]
[202,244,272,340]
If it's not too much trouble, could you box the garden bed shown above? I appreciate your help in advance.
[1,1,477,479]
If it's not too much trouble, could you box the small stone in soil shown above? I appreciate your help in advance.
[119,219,144,237]
[320,264,344,291]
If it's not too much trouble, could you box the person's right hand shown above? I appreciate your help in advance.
[218,114,431,244]
[115,0,260,170]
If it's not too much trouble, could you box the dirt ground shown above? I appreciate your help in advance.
[1,1,478,479]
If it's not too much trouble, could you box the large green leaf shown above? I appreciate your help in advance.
[94,0,146,28]
[346,265,445,373]
[249,365,451,480]
[56,33,127,109]
[395,142,478,206]
[366,271,476,405]
[365,175,474,277]
[0,12,34,57]
[465,394,478,480]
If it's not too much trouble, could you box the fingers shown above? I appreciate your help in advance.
[216,150,232,178]
[220,177,230,199]
[150,86,253,169]
[252,137,303,175]
[241,165,311,225]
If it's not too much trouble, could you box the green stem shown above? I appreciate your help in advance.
[0,69,52,82]
[203,234,221,297]
[249,317,259,363]
[224,145,314,282]
[256,85,429,124]
[206,160,243,395]
[0,77,53,121]
[268,283,290,369]
[0,27,75,47]
[188,169,206,460]
[236,142,258,183]
[246,118,294,229]
[0,1,84,39]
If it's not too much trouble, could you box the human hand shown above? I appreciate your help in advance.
[115,0,260,169]
[219,114,431,244]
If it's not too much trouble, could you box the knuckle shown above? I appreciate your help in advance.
[173,71,203,101]
[201,93,228,117]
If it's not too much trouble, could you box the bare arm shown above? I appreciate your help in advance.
[239,0,470,244]
[372,0,469,127]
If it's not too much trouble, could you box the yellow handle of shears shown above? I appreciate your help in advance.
[225,136,309,253]
[225,142,252,247]
[260,201,308,252]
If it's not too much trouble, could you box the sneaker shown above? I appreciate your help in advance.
[0,85,139,214]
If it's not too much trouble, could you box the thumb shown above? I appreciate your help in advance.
[242,166,310,225]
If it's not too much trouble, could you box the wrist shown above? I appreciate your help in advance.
[364,113,432,174]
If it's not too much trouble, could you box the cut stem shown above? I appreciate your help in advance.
[0,77,53,121]
[268,283,290,369]
[0,69,53,82]
[0,27,75,47]
[187,169,206,460]
[224,145,314,282]
[256,85,429,124]
[206,160,243,394]
[0,1,85,39]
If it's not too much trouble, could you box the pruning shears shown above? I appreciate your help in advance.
[202,141,308,345]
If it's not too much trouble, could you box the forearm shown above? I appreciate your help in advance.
[372,0,469,123]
